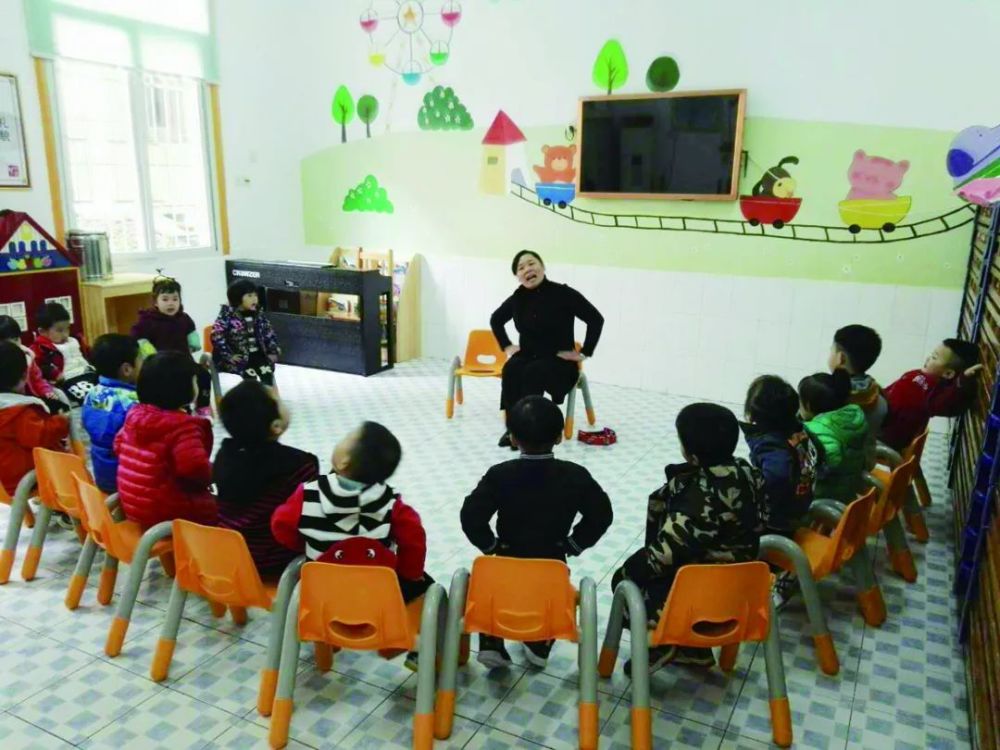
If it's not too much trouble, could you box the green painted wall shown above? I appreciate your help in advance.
[301,116,970,287]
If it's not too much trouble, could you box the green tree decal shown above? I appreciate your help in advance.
[646,56,681,92]
[592,39,629,95]
[343,175,394,214]
[417,86,474,131]
[331,85,355,143]
[357,94,380,138]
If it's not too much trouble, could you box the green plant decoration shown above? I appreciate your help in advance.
[331,85,355,143]
[343,175,394,214]
[646,56,681,92]
[417,86,474,131]
[592,39,629,95]
[357,95,380,138]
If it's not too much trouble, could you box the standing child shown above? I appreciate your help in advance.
[214,381,319,576]
[0,315,69,413]
[742,375,818,536]
[0,341,69,496]
[461,396,613,668]
[211,280,280,387]
[30,302,97,405]
[81,334,142,494]
[130,275,212,415]
[798,370,869,503]
[828,325,888,467]
[115,351,217,528]
[881,338,982,451]
[612,403,764,674]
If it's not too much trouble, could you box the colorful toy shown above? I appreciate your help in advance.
[948,124,1000,206]
[739,156,802,229]
[838,151,912,233]
[533,145,577,184]
[360,1,462,86]
[536,183,576,209]
[0,211,83,343]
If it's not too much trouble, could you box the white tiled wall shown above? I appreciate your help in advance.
[421,255,963,423]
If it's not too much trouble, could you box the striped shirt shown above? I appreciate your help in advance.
[299,475,396,561]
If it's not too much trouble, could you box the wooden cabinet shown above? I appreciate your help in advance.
[80,273,155,344]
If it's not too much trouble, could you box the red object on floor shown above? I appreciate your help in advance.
[578,428,617,446]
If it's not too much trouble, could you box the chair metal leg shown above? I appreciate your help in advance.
[763,598,793,748]
[599,580,651,750]
[435,568,469,740]
[577,577,598,750]
[151,580,189,682]
[846,547,886,626]
[884,517,917,582]
[759,535,839,675]
[719,644,740,672]
[259,557,305,716]
[414,584,446,750]
[65,536,99,610]
[0,471,36,584]
[580,374,596,425]
[914,466,932,507]
[455,374,463,406]
[97,554,120,606]
[313,642,333,672]
[21,504,53,581]
[446,357,460,418]
[564,383,577,440]
[270,586,302,750]
[903,487,929,543]
[105,521,172,656]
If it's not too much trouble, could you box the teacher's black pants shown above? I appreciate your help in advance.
[500,353,579,411]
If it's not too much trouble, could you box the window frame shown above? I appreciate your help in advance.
[45,57,222,264]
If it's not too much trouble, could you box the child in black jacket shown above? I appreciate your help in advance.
[461,395,613,669]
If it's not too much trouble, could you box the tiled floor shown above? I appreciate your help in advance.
[0,359,972,749]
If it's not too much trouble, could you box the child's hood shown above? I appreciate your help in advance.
[811,404,868,443]
[0,392,50,427]
[850,375,882,409]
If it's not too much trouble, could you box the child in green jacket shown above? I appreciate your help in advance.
[798,369,869,503]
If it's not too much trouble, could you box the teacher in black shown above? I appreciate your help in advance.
[490,250,604,448]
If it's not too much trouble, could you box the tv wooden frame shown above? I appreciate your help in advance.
[575,89,747,202]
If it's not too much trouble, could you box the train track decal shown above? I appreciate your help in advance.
[511,184,976,244]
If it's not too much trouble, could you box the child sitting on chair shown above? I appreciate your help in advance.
[211,280,280,387]
[828,325,887,468]
[742,375,817,536]
[461,395,614,669]
[130,274,212,417]
[612,403,764,676]
[0,340,70,496]
[115,351,217,529]
[214,381,319,576]
[30,302,97,405]
[81,334,142,494]
[0,315,69,413]
[798,370,869,503]
[881,338,982,451]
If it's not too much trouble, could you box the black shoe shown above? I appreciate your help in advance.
[624,645,677,678]
[403,651,419,672]
[771,572,798,611]
[477,635,513,669]
[673,646,715,667]
[522,640,554,669]
[498,431,512,448]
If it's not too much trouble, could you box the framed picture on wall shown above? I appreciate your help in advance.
[0,73,30,189]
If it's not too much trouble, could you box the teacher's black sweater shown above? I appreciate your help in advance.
[490,279,604,358]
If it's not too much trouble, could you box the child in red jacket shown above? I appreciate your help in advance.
[0,315,69,413]
[30,302,97,405]
[115,351,217,529]
[0,341,69,495]
[881,338,983,450]
[271,421,431,602]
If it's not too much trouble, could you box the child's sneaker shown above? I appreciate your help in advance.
[771,571,798,611]
[672,646,715,668]
[54,512,75,531]
[404,651,419,672]
[624,645,676,677]
[477,635,513,669]
[522,640,554,669]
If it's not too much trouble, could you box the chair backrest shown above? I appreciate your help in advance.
[171,520,272,610]
[202,325,213,354]
[297,562,414,651]
[814,488,876,578]
[652,562,771,648]
[0,482,10,504]
[463,556,579,643]
[73,474,116,552]
[901,428,929,464]
[463,330,507,372]
[868,456,918,533]
[32,447,91,516]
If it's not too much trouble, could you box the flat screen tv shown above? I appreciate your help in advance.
[577,89,747,201]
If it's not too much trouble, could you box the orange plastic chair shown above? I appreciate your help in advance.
[436,557,599,749]
[902,429,933,508]
[65,475,174,610]
[149,520,300,686]
[270,563,446,749]
[563,342,597,440]
[446,330,508,418]
[763,489,886,629]
[16,448,92,581]
[888,430,931,540]
[867,455,919,582]
[600,562,792,749]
